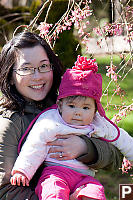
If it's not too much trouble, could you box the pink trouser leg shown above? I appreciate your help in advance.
[36,175,70,200]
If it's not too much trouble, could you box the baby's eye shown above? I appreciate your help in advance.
[68,104,75,108]
[83,107,89,110]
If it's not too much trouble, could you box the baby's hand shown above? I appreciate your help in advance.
[10,172,29,186]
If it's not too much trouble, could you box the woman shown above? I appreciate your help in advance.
[0,31,122,200]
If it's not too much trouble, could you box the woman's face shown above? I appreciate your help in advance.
[12,45,53,101]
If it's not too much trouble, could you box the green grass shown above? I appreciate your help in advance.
[95,54,133,136]
[96,169,133,200]
[101,71,133,136]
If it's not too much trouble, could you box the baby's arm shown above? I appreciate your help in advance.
[10,171,29,186]
[11,112,57,181]
[11,116,51,181]
[92,113,133,162]
[114,128,133,162]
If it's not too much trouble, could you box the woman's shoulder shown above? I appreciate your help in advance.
[0,106,20,119]
[0,107,16,117]
[0,107,23,132]
[0,108,23,143]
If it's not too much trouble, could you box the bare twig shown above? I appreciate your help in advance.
[28,0,52,31]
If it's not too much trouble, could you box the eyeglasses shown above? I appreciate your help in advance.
[13,64,53,76]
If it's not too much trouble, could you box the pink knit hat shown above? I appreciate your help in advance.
[57,55,105,116]
[57,55,120,142]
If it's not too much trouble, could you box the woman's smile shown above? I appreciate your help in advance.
[30,84,45,90]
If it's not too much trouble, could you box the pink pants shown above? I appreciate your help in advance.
[35,166,106,200]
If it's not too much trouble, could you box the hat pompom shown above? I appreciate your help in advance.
[72,55,98,72]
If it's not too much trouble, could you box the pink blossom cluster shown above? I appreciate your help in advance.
[93,23,123,37]
[119,157,132,174]
[52,18,72,41]
[37,22,53,38]
[124,23,133,43]
[81,33,91,45]
[52,5,92,42]
[112,104,133,124]
[92,6,133,44]
[106,65,120,82]
[112,110,127,124]
[72,55,98,72]
[37,3,92,46]
[72,6,92,42]
[113,85,126,97]
[36,2,132,50]
[71,6,92,28]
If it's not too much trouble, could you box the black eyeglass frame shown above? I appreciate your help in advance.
[13,64,54,76]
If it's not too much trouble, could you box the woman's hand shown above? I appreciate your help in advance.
[47,135,88,160]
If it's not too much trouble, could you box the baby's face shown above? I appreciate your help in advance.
[59,96,96,126]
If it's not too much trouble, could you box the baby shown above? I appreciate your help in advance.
[11,56,133,200]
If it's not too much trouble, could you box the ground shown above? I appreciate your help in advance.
[96,169,133,199]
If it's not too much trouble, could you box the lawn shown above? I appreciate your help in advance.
[96,54,133,136]
[101,71,133,135]
[96,169,133,200]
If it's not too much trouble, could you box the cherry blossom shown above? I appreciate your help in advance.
[119,157,132,174]
[37,22,53,38]
[106,65,121,83]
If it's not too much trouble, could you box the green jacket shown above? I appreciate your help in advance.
[0,102,122,200]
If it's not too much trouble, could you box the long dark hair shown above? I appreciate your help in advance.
[0,31,64,111]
